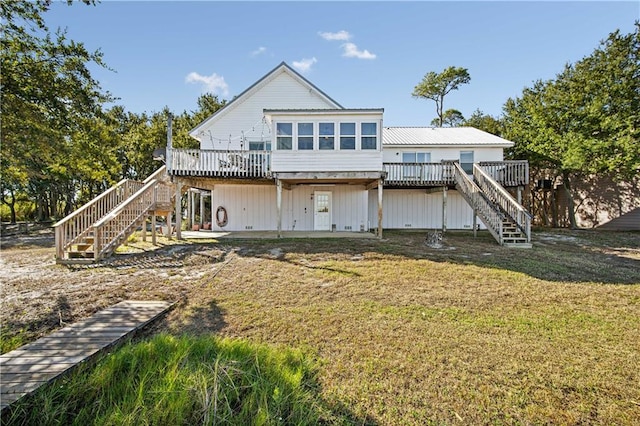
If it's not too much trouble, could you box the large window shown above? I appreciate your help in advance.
[276,123,292,150]
[297,123,314,150]
[319,122,335,150]
[248,140,271,151]
[361,123,377,150]
[402,152,431,178]
[460,151,474,174]
[339,122,356,150]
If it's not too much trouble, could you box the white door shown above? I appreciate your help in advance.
[314,191,332,231]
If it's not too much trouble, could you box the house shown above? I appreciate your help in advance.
[54,62,531,264]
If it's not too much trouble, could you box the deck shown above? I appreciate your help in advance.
[167,148,528,188]
[0,300,174,413]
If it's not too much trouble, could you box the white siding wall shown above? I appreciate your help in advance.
[211,184,368,232]
[382,147,504,163]
[272,151,382,172]
[196,71,336,150]
[368,189,487,230]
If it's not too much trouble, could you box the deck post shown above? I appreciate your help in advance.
[473,209,477,238]
[276,178,282,238]
[517,186,523,205]
[442,186,448,233]
[175,180,182,240]
[141,216,147,242]
[199,191,204,227]
[377,179,383,238]
[151,214,157,245]
[187,190,193,229]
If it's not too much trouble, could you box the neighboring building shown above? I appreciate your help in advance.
[54,62,532,263]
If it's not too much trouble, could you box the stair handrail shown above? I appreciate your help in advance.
[143,165,168,184]
[54,178,144,260]
[93,178,169,260]
[452,162,504,244]
[473,164,531,242]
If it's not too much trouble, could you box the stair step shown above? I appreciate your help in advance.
[73,243,93,251]
[83,237,94,244]
[68,250,95,259]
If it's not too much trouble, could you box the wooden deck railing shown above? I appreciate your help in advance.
[93,179,172,260]
[478,161,528,187]
[473,164,531,242]
[453,162,504,244]
[54,179,144,261]
[168,149,271,178]
[383,162,454,186]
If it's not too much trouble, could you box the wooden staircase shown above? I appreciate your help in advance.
[453,162,532,248]
[54,166,174,264]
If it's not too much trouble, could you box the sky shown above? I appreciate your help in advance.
[43,1,638,127]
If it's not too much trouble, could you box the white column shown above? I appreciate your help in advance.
[442,186,448,233]
[276,179,282,238]
[377,179,383,238]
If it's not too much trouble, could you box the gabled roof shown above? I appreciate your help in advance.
[189,62,343,138]
[382,127,514,147]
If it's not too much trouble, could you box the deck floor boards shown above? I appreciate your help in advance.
[0,300,174,413]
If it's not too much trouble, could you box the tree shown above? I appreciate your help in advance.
[412,66,471,127]
[1,0,114,220]
[463,109,504,137]
[503,23,640,228]
[431,109,465,127]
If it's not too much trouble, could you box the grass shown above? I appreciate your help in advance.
[3,334,339,426]
[1,229,639,424]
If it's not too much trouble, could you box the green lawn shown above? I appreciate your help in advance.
[2,229,639,424]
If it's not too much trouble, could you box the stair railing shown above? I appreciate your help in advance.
[93,179,171,260]
[452,162,504,244]
[54,179,144,261]
[473,164,531,242]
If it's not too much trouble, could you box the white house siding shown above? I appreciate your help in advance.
[210,184,368,232]
[368,189,486,230]
[195,71,337,150]
[382,147,504,163]
[272,151,382,173]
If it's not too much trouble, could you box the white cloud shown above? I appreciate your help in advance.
[292,57,317,74]
[251,46,267,56]
[185,72,229,96]
[341,42,376,60]
[318,30,352,41]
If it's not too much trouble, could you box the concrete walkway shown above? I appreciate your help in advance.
[0,300,174,413]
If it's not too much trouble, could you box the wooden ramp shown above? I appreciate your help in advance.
[0,300,174,413]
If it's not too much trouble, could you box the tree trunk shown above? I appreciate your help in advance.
[1,190,17,224]
[562,171,578,229]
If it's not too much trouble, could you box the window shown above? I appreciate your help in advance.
[460,151,474,174]
[339,122,356,150]
[248,140,271,151]
[402,152,431,178]
[361,122,377,150]
[319,122,334,150]
[297,123,314,150]
[276,123,292,150]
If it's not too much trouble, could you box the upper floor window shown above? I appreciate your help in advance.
[249,140,271,151]
[402,152,431,178]
[361,123,377,150]
[297,123,314,150]
[339,123,356,150]
[319,122,335,150]
[276,123,292,150]
[460,151,474,174]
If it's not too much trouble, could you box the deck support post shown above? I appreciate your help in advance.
[141,216,147,242]
[377,179,383,239]
[199,191,205,227]
[517,186,523,205]
[276,178,282,238]
[188,190,193,229]
[151,214,157,245]
[473,210,477,238]
[175,180,182,240]
[442,186,448,233]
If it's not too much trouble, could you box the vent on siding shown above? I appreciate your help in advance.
[344,225,352,230]
[245,225,253,230]
[463,224,471,228]
[404,224,412,228]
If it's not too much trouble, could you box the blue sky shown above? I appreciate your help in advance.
[44,1,638,126]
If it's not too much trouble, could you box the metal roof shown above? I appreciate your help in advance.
[382,127,514,147]
[264,108,384,114]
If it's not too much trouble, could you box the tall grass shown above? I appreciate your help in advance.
[4,334,330,425]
